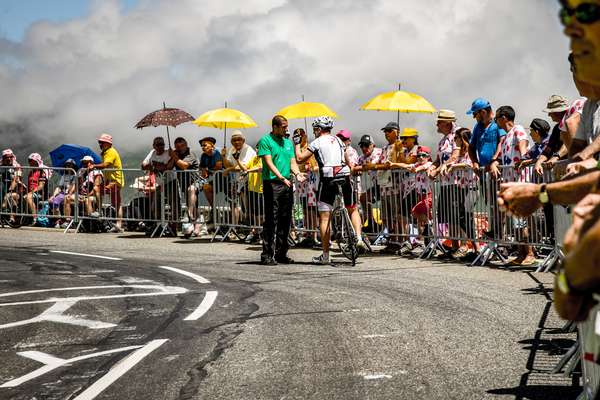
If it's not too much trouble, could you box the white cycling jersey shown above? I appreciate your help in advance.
[307,134,351,178]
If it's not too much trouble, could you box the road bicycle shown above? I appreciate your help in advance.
[328,179,362,266]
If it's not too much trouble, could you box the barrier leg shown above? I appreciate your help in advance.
[551,339,580,374]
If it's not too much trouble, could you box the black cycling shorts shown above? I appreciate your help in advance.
[317,176,355,212]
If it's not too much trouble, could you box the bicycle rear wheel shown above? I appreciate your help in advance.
[334,208,358,265]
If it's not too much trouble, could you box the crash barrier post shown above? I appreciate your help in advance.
[292,169,320,242]
[0,165,79,233]
[210,170,264,242]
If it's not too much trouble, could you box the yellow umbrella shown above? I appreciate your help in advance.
[193,102,257,143]
[276,101,338,120]
[360,84,436,125]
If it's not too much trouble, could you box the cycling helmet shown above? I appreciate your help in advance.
[312,116,334,130]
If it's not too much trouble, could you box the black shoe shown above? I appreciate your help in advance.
[260,257,278,266]
[275,256,294,264]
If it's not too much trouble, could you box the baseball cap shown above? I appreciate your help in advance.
[358,134,374,146]
[81,155,94,162]
[381,122,400,131]
[64,158,76,166]
[466,98,491,115]
[336,129,352,140]
[199,136,217,145]
[417,145,432,155]
[400,128,419,137]
[2,149,14,157]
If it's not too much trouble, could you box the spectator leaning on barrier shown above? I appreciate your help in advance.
[186,136,222,236]
[49,158,77,228]
[235,148,263,244]
[65,155,102,221]
[520,118,551,169]
[1,149,23,225]
[166,137,200,235]
[534,95,571,175]
[90,133,124,233]
[354,134,384,233]
[257,115,305,265]
[25,153,51,224]
[428,109,462,253]
[467,98,506,239]
[494,105,536,266]
[142,137,170,174]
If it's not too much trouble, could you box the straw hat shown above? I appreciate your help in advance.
[437,109,457,122]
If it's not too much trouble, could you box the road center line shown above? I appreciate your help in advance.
[50,251,123,261]
[158,266,210,284]
[184,291,218,321]
[72,339,168,400]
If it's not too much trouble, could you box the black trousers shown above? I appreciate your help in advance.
[262,180,293,260]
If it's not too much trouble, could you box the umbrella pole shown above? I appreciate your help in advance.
[166,126,172,149]
[302,95,308,135]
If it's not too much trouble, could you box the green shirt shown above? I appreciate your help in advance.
[257,133,294,181]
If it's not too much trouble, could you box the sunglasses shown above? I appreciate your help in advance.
[417,153,429,158]
[560,3,600,25]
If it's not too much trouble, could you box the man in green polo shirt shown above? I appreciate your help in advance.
[257,115,305,265]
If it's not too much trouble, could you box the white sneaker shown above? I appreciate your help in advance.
[356,240,368,253]
[312,254,330,265]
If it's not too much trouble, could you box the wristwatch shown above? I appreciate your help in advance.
[538,184,549,204]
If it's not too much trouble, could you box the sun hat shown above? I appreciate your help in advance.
[399,128,419,137]
[81,155,94,162]
[466,98,491,115]
[230,130,245,140]
[543,95,569,113]
[199,136,217,145]
[437,109,457,122]
[358,134,374,146]
[2,149,14,157]
[381,122,400,131]
[336,129,352,140]
[97,133,113,144]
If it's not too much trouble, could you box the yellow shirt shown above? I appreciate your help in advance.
[246,156,263,193]
[102,147,124,187]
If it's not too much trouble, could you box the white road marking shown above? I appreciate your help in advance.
[184,291,218,321]
[363,374,392,380]
[50,250,123,261]
[72,339,168,400]
[1,345,143,387]
[158,266,210,284]
[0,285,188,306]
[0,301,115,330]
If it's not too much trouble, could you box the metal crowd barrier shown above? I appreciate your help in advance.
[1,165,79,230]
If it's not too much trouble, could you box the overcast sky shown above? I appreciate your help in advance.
[0,0,578,159]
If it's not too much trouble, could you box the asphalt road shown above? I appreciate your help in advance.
[0,228,582,400]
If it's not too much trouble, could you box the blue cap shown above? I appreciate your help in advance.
[466,98,491,115]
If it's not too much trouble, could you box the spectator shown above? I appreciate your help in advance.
[166,137,200,236]
[142,137,170,173]
[520,118,551,169]
[494,105,534,265]
[25,153,52,224]
[354,134,384,235]
[257,115,305,265]
[428,110,462,253]
[222,131,257,231]
[49,158,77,228]
[293,127,319,244]
[534,95,577,175]
[235,151,263,244]
[61,156,99,224]
[444,128,480,259]
[467,98,506,240]
[467,98,506,171]
[90,134,124,233]
[1,149,23,225]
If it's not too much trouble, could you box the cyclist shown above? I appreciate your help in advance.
[294,116,366,264]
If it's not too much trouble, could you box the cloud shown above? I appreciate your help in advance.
[0,0,577,162]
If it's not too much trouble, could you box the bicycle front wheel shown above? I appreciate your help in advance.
[334,209,358,265]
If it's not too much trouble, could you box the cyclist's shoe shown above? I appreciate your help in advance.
[356,240,369,254]
[312,254,330,265]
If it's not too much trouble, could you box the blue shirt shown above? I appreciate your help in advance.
[200,150,222,172]
[469,121,506,167]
